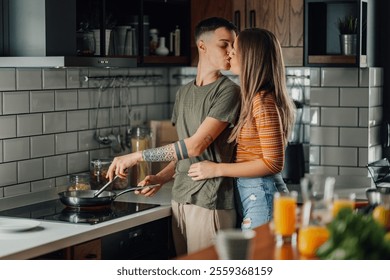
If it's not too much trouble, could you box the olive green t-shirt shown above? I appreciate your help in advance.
[171,75,240,210]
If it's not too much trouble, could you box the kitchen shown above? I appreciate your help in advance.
[0,0,389,262]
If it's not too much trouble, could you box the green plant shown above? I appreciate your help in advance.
[337,15,358,34]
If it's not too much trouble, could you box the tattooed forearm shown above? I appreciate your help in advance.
[203,134,214,146]
[142,144,176,161]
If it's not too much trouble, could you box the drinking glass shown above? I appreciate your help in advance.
[215,229,256,260]
[332,192,356,218]
[273,191,298,244]
[298,201,329,258]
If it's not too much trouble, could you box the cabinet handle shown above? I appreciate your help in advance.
[249,10,256,28]
[234,10,241,31]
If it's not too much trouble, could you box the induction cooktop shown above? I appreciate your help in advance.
[0,199,160,225]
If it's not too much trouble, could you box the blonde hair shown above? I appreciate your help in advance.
[228,28,295,144]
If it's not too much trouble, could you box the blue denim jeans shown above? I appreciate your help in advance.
[235,173,288,230]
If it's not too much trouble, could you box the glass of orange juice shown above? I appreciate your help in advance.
[332,193,355,218]
[273,191,298,244]
[298,200,330,258]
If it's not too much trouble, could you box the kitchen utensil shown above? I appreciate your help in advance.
[93,175,119,197]
[366,188,381,205]
[58,184,160,208]
[367,158,390,192]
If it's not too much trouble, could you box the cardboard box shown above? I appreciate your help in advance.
[149,120,179,174]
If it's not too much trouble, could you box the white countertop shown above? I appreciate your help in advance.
[0,184,173,260]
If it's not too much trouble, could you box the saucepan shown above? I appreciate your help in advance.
[58,177,159,208]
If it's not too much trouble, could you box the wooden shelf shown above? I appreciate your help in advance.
[308,55,356,64]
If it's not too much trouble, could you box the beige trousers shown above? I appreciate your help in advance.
[171,200,236,256]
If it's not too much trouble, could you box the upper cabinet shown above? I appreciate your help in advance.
[304,0,376,67]
[190,0,233,66]
[75,0,191,66]
[0,0,190,67]
[232,0,304,66]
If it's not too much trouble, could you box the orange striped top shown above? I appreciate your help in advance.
[235,91,285,174]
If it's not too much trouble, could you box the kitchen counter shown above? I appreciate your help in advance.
[0,183,173,260]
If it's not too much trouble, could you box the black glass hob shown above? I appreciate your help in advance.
[0,199,160,225]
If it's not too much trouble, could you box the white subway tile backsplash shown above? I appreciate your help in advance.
[30,135,55,158]
[67,68,88,89]
[358,148,368,167]
[0,140,2,163]
[155,86,169,103]
[310,87,339,106]
[147,104,169,120]
[138,86,156,104]
[310,127,338,146]
[30,90,55,112]
[359,67,383,87]
[78,130,100,151]
[310,107,320,125]
[90,108,110,129]
[78,89,97,109]
[359,108,369,127]
[309,146,320,164]
[55,89,78,111]
[340,88,369,107]
[309,68,320,87]
[369,126,381,146]
[3,91,29,115]
[309,165,338,175]
[320,107,357,126]
[3,138,30,162]
[43,112,66,134]
[31,179,55,192]
[56,132,78,154]
[368,106,383,127]
[67,110,89,131]
[0,162,17,187]
[340,127,368,147]
[67,151,89,173]
[16,69,42,90]
[321,147,357,166]
[44,155,67,178]
[0,69,16,91]
[339,167,368,176]
[321,68,358,87]
[43,69,66,89]
[18,158,43,183]
[17,114,43,136]
[369,87,382,107]
[0,116,17,139]
[4,183,30,197]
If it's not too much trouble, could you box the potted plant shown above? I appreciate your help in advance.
[337,15,358,55]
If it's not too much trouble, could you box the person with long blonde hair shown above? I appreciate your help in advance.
[188,28,296,230]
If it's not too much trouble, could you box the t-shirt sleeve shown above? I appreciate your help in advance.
[208,82,240,127]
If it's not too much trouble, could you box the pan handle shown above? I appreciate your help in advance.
[112,184,160,199]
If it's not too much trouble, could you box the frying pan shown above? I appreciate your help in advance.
[58,184,159,208]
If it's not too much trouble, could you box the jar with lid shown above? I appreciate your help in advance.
[129,127,151,186]
[90,159,128,190]
[76,31,96,56]
[68,172,91,191]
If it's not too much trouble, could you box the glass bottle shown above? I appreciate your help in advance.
[90,159,128,190]
[130,127,151,186]
[68,173,91,191]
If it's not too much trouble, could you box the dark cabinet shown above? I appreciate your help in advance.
[304,0,376,67]
[34,217,175,260]
[76,0,190,66]
[0,0,190,67]
[190,0,233,66]
[232,0,304,66]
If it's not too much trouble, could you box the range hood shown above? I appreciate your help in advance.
[0,0,137,68]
